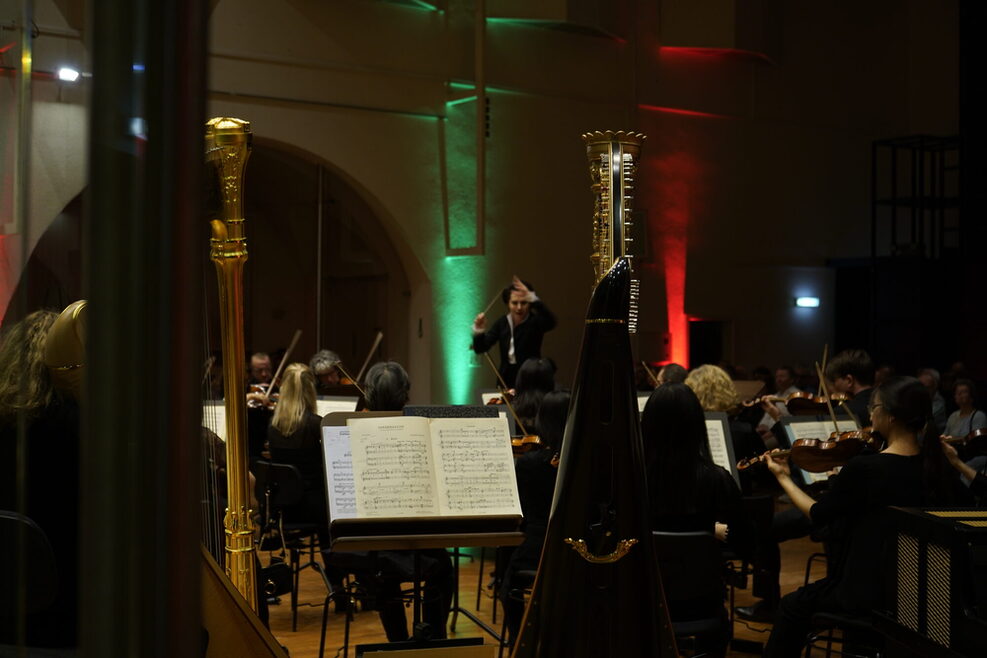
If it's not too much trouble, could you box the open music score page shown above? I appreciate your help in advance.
[322,415,521,521]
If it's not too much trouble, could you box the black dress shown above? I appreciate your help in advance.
[0,395,81,648]
[266,411,327,528]
[764,453,925,657]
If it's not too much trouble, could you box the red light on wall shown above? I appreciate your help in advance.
[638,104,729,120]
[648,152,699,369]
[659,46,774,64]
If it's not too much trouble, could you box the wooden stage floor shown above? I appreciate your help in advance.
[265,534,823,657]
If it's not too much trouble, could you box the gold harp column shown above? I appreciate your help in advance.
[205,117,257,610]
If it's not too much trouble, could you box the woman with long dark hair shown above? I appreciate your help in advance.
[641,383,752,657]
[641,383,753,555]
[512,357,556,433]
[760,376,959,656]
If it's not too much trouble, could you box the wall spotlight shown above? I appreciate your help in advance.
[57,67,80,82]
[795,296,820,308]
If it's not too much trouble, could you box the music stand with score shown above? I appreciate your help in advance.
[320,410,524,649]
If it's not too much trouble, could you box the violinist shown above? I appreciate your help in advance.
[759,377,958,656]
[685,364,763,470]
[755,366,801,441]
[309,348,342,393]
[472,276,557,389]
[499,389,570,648]
[248,351,273,388]
[941,436,987,503]
[823,348,875,427]
[265,364,326,525]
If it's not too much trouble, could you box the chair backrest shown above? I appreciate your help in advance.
[253,461,307,513]
[653,530,725,616]
[0,510,59,616]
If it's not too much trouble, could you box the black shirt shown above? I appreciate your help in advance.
[650,463,754,563]
[472,300,557,388]
[809,452,924,611]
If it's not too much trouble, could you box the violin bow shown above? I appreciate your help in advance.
[482,352,530,436]
[355,330,384,383]
[818,344,829,397]
[641,361,660,388]
[815,361,841,435]
[265,329,302,402]
[201,354,216,388]
[332,360,368,399]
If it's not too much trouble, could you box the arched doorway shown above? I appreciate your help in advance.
[206,142,413,380]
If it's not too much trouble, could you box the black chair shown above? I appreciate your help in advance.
[0,510,59,618]
[805,611,884,657]
[653,531,732,657]
[497,568,536,658]
[253,461,325,632]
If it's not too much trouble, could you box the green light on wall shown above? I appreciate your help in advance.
[436,255,484,404]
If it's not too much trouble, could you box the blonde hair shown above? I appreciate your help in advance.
[0,310,59,421]
[685,364,738,413]
[271,363,317,436]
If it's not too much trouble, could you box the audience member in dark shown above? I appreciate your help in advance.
[918,368,947,435]
[499,389,570,646]
[944,379,987,443]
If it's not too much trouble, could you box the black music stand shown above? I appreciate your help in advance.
[319,410,524,652]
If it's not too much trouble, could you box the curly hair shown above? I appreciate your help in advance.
[684,364,738,413]
[0,310,59,421]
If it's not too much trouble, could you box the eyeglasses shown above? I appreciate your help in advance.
[867,403,883,414]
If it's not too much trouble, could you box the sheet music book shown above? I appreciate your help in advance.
[703,411,739,485]
[202,403,226,441]
[322,415,522,521]
[316,396,359,417]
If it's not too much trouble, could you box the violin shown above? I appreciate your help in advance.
[486,391,514,406]
[247,382,278,410]
[511,434,544,455]
[942,428,987,456]
[737,428,878,473]
[742,391,850,416]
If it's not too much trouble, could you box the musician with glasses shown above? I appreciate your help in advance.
[759,377,963,656]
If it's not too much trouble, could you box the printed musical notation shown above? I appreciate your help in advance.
[323,426,356,519]
[323,415,522,522]
[431,418,521,516]
[704,420,731,475]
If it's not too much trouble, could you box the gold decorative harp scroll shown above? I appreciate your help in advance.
[583,130,645,333]
[205,116,257,611]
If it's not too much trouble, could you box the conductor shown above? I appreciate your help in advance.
[472,276,556,388]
